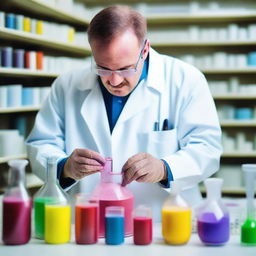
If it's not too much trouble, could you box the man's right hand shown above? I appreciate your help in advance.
[63,148,106,180]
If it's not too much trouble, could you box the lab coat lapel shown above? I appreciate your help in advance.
[116,48,165,125]
[80,83,112,156]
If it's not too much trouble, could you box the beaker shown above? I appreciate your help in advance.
[241,164,256,245]
[2,159,31,245]
[91,157,134,237]
[33,156,69,239]
[162,181,191,245]
[196,178,230,245]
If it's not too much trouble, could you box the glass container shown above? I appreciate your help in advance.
[2,159,31,245]
[196,178,230,245]
[91,157,134,237]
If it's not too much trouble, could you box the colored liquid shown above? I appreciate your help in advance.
[2,197,31,245]
[162,206,191,245]
[197,212,230,245]
[241,218,256,245]
[133,217,152,245]
[99,197,134,237]
[34,197,56,239]
[45,205,71,244]
[75,204,98,244]
[105,215,124,245]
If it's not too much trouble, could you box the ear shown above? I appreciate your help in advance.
[142,39,150,59]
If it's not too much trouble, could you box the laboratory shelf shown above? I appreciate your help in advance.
[150,40,256,48]
[0,107,40,114]
[0,68,59,78]
[221,120,256,127]
[201,67,256,74]
[0,154,27,164]
[222,152,256,158]
[0,28,91,57]
[146,12,256,25]
[8,0,90,27]
[213,95,256,100]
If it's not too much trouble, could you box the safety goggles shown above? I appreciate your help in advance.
[91,39,147,78]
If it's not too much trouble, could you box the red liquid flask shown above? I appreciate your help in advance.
[91,157,134,237]
[133,206,153,245]
[2,160,31,245]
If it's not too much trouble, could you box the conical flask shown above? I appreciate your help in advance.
[33,156,69,239]
[91,157,134,237]
[162,181,191,245]
[196,178,230,245]
[2,159,31,245]
[241,164,256,245]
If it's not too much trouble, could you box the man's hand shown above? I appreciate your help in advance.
[63,148,106,180]
[122,152,167,186]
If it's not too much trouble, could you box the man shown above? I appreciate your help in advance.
[27,5,222,220]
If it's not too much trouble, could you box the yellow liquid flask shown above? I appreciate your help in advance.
[33,157,71,243]
[162,181,191,245]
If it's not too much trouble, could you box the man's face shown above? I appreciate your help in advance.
[90,30,149,97]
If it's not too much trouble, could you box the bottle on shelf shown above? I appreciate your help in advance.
[2,159,31,245]
[162,181,191,245]
[241,164,256,245]
[91,157,134,237]
[196,178,230,245]
[33,156,70,241]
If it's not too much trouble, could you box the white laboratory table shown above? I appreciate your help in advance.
[0,224,255,256]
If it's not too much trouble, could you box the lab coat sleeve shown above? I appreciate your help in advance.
[162,64,222,188]
[26,74,71,183]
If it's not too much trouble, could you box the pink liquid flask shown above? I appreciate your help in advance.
[2,160,31,245]
[91,157,134,237]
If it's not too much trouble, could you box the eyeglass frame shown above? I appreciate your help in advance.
[91,39,147,78]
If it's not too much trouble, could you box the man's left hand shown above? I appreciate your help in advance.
[122,152,167,186]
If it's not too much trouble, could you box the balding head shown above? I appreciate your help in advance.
[87,5,147,46]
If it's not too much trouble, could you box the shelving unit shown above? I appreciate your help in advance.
[0,28,91,56]
[0,154,27,164]
[0,68,59,78]
[0,107,40,114]
[7,0,90,26]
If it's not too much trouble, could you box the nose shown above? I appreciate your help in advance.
[108,72,124,86]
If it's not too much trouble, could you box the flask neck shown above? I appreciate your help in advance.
[46,161,58,184]
[8,166,26,188]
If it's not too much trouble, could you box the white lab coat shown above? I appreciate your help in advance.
[26,48,222,221]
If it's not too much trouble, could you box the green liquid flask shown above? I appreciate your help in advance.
[33,157,69,239]
[241,164,256,245]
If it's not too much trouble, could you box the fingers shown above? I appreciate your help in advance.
[122,155,149,186]
[76,148,106,165]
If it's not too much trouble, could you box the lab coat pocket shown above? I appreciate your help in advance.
[139,129,179,158]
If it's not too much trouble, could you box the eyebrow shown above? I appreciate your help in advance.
[96,63,134,70]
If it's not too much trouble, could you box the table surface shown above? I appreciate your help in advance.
[0,224,255,256]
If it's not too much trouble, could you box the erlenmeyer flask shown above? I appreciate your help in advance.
[196,178,230,245]
[91,157,134,237]
[33,157,70,239]
[241,164,256,245]
[2,159,31,245]
[162,181,191,245]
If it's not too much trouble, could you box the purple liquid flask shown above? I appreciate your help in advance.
[2,160,32,245]
[196,178,230,245]
[91,157,134,237]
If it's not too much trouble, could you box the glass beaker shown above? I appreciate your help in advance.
[91,157,134,237]
[196,178,230,245]
[2,159,31,245]
[241,164,256,245]
[162,181,191,245]
[75,193,99,244]
[33,157,69,239]
[133,205,152,245]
